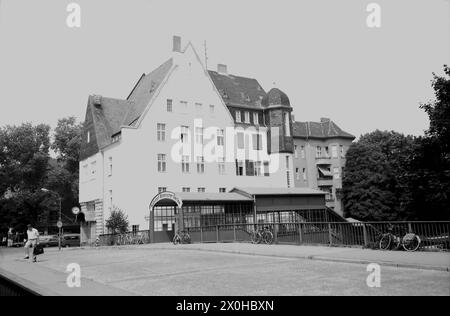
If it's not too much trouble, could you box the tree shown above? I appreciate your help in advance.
[105,206,129,234]
[51,117,83,174]
[342,130,416,221]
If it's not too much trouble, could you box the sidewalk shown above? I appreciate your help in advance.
[161,243,450,272]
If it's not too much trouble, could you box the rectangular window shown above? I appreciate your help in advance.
[244,111,250,123]
[219,188,226,193]
[182,155,190,173]
[196,156,205,174]
[263,161,270,177]
[253,112,259,125]
[180,101,188,113]
[252,134,262,150]
[301,146,305,158]
[332,145,338,158]
[195,127,204,144]
[246,160,255,176]
[197,187,205,193]
[237,132,245,149]
[235,110,241,122]
[83,164,88,179]
[340,145,345,158]
[334,167,340,179]
[302,168,307,181]
[108,157,112,176]
[236,160,244,176]
[209,104,215,114]
[284,113,291,137]
[132,225,139,233]
[218,157,225,175]
[181,126,189,143]
[217,129,224,146]
[324,146,329,157]
[158,187,167,193]
[91,161,96,176]
[109,190,113,210]
[157,154,166,172]
[294,145,298,158]
[195,102,202,111]
[182,187,190,193]
[295,167,300,180]
[254,161,262,176]
[166,99,173,112]
[316,146,322,158]
[157,123,166,142]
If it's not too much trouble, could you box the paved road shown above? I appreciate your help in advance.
[0,244,449,296]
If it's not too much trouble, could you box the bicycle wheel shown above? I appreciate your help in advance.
[379,234,391,250]
[182,233,191,244]
[402,234,421,252]
[250,231,258,244]
[263,231,274,244]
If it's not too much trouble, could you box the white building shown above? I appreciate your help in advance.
[79,36,350,244]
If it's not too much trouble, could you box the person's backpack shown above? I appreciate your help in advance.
[33,244,44,256]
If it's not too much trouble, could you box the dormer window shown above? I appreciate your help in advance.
[244,111,250,124]
[235,110,241,122]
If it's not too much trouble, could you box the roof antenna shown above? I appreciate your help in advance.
[204,40,208,69]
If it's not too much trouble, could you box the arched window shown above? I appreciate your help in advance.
[284,113,291,137]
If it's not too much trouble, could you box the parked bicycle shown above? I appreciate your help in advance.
[379,225,421,252]
[173,230,191,245]
[251,226,274,245]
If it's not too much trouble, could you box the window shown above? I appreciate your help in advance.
[198,187,206,193]
[316,146,322,158]
[219,188,226,193]
[108,157,112,176]
[284,113,291,137]
[235,110,241,122]
[302,168,307,181]
[195,127,204,144]
[158,187,167,193]
[252,134,262,150]
[182,187,190,193]
[324,146,329,157]
[246,160,255,176]
[195,103,202,111]
[166,99,173,112]
[333,167,340,179]
[182,155,190,173]
[157,123,166,142]
[217,129,224,146]
[244,111,250,123]
[254,161,262,176]
[83,164,88,179]
[109,190,113,210]
[87,131,90,144]
[236,160,244,176]
[181,126,189,143]
[285,156,290,169]
[301,146,305,158]
[209,104,215,114]
[295,167,300,180]
[332,145,338,158]
[196,156,205,174]
[237,132,245,149]
[340,145,345,158]
[180,100,188,113]
[253,112,259,125]
[263,161,270,177]
[286,171,291,187]
[294,145,298,158]
[157,154,166,172]
[132,225,139,233]
[218,157,226,175]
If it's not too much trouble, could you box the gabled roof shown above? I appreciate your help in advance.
[124,58,173,126]
[293,120,355,140]
[208,70,266,108]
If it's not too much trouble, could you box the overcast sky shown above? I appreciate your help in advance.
[0,0,449,138]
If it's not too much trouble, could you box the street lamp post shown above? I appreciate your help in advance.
[41,188,62,251]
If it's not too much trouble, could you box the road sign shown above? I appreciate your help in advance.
[57,221,63,228]
[72,207,80,215]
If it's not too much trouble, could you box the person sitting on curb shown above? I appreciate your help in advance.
[24,224,40,262]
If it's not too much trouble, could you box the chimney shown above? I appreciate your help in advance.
[92,95,102,106]
[320,117,330,123]
[172,35,181,53]
[217,64,228,75]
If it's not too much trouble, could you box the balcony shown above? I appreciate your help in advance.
[315,155,331,165]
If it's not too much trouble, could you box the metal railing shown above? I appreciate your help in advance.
[97,222,450,251]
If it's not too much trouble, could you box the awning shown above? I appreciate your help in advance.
[317,167,332,177]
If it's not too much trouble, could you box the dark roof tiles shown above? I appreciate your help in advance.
[293,120,355,140]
